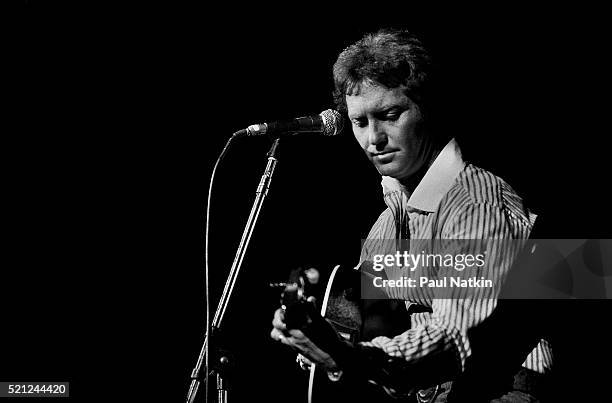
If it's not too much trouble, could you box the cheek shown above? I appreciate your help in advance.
[396,121,423,149]
[353,129,369,149]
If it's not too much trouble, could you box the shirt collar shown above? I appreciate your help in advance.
[381,138,465,213]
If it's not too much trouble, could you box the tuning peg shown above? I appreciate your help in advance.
[268,282,297,289]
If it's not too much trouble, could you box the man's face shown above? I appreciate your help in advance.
[346,83,433,181]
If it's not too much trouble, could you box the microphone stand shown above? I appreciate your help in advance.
[187,138,281,403]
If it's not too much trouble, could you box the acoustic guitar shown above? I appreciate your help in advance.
[280,264,432,403]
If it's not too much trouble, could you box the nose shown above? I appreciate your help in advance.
[367,120,387,150]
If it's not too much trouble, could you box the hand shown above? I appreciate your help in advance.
[271,308,340,371]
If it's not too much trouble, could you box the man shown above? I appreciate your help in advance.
[271,29,551,402]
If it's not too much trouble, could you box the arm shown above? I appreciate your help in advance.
[271,203,531,394]
[356,202,532,391]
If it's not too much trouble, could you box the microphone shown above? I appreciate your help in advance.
[233,109,344,138]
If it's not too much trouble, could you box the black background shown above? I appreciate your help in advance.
[5,2,611,402]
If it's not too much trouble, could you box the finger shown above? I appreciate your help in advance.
[272,330,295,348]
[279,335,294,347]
[286,328,305,339]
[270,328,286,342]
[272,309,287,330]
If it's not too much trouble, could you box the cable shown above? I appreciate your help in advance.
[202,133,237,402]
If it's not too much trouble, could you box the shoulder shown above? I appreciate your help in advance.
[456,164,505,205]
[442,164,532,228]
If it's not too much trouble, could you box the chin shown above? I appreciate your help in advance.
[375,161,408,179]
[376,166,404,179]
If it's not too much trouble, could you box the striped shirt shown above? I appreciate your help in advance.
[357,139,552,381]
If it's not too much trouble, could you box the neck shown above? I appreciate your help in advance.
[398,141,442,193]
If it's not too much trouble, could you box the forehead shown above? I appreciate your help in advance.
[346,84,411,118]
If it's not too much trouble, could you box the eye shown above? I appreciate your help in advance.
[351,118,367,128]
[384,109,401,121]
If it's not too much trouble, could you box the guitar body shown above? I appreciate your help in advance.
[307,265,413,403]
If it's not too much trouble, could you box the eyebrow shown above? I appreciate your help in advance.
[349,103,407,120]
[377,105,404,113]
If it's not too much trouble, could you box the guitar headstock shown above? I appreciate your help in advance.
[270,267,321,330]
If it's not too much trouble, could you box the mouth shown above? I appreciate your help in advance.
[371,150,397,158]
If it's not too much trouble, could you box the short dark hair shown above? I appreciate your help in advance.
[333,29,435,117]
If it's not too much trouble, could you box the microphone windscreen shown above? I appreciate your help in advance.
[319,109,344,136]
